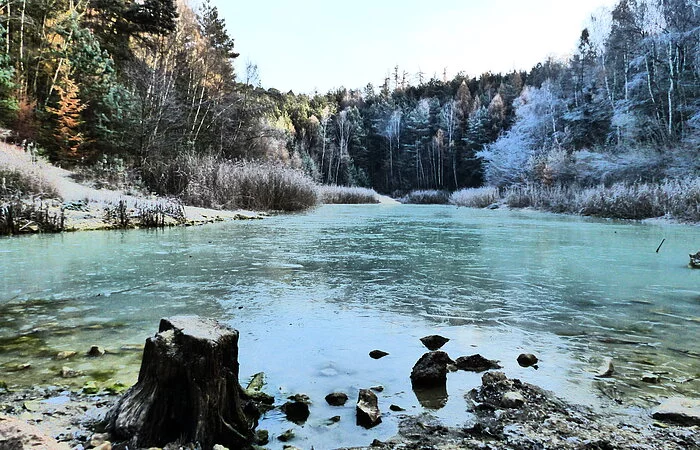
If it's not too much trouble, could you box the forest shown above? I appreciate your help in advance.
[0,0,698,209]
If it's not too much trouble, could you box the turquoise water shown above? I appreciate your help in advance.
[0,205,698,448]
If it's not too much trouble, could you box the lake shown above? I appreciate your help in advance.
[1,205,698,449]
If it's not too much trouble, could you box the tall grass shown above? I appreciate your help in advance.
[144,153,319,212]
[450,178,700,222]
[400,190,450,204]
[449,187,500,208]
[319,185,379,204]
[0,143,59,200]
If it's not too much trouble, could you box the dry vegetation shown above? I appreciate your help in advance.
[319,185,379,204]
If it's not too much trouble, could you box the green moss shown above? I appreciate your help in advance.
[104,381,129,394]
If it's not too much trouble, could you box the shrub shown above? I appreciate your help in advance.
[400,190,450,204]
[319,185,379,204]
[449,187,500,208]
[141,154,319,212]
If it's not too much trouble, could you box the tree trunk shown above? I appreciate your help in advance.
[106,316,256,450]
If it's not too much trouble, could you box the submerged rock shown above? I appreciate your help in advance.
[325,392,348,406]
[356,388,381,428]
[87,346,105,357]
[390,404,406,412]
[455,354,502,372]
[282,395,311,424]
[517,353,538,368]
[60,366,81,378]
[420,335,450,351]
[410,351,454,388]
[369,350,389,359]
[595,357,615,377]
[652,397,700,426]
[277,429,295,442]
[55,351,77,360]
[642,373,661,384]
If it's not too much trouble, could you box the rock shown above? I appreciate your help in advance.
[255,429,269,445]
[60,366,81,378]
[482,371,508,386]
[420,335,450,351]
[278,429,295,442]
[104,382,128,395]
[246,372,265,392]
[325,392,348,406]
[641,373,661,384]
[90,433,109,447]
[212,445,229,450]
[356,388,381,428]
[22,400,41,412]
[390,404,406,412]
[651,397,700,426]
[327,415,341,424]
[283,446,302,450]
[370,385,384,392]
[55,351,77,360]
[82,381,99,395]
[282,395,310,424]
[595,357,615,377]
[93,442,112,450]
[454,354,502,372]
[517,353,538,368]
[501,391,526,408]
[87,346,105,357]
[410,351,454,388]
[106,316,255,449]
[369,350,389,359]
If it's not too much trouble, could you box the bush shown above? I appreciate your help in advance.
[141,154,319,212]
[400,190,450,204]
[449,187,500,208]
[0,199,64,235]
[319,185,379,204]
[215,161,318,212]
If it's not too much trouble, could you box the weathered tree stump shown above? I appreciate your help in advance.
[106,316,255,449]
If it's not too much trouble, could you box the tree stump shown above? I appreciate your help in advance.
[106,316,255,449]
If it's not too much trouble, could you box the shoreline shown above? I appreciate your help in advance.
[1,368,697,449]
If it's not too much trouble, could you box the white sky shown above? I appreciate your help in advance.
[210,0,619,94]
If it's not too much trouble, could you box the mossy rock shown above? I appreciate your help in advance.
[88,369,117,382]
[82,381,99,395]
[104,381,129,394]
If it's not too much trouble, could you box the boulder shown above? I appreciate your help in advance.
[652,397,700,426]
[105,316,255,449]
[325,392,348,406]
[641,373,660,384]
[454,354,501,372]
[369,350,389,359]
[517,353,538,368]
[420,335,450,351]
[356,389,381,428]
[410,351,454,388]
[55,351,77,360]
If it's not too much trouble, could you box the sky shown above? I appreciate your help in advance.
[209,0,619,94]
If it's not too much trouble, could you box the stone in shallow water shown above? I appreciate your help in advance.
[652,397,700,426]
[356,388,381,428]
[455,354,502,372]
[325,392,348,406]
[420,335,450,351]
[411,351,454,388]
[517,353,538,368]
[501,391,526,408]
[369,350,389,359]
